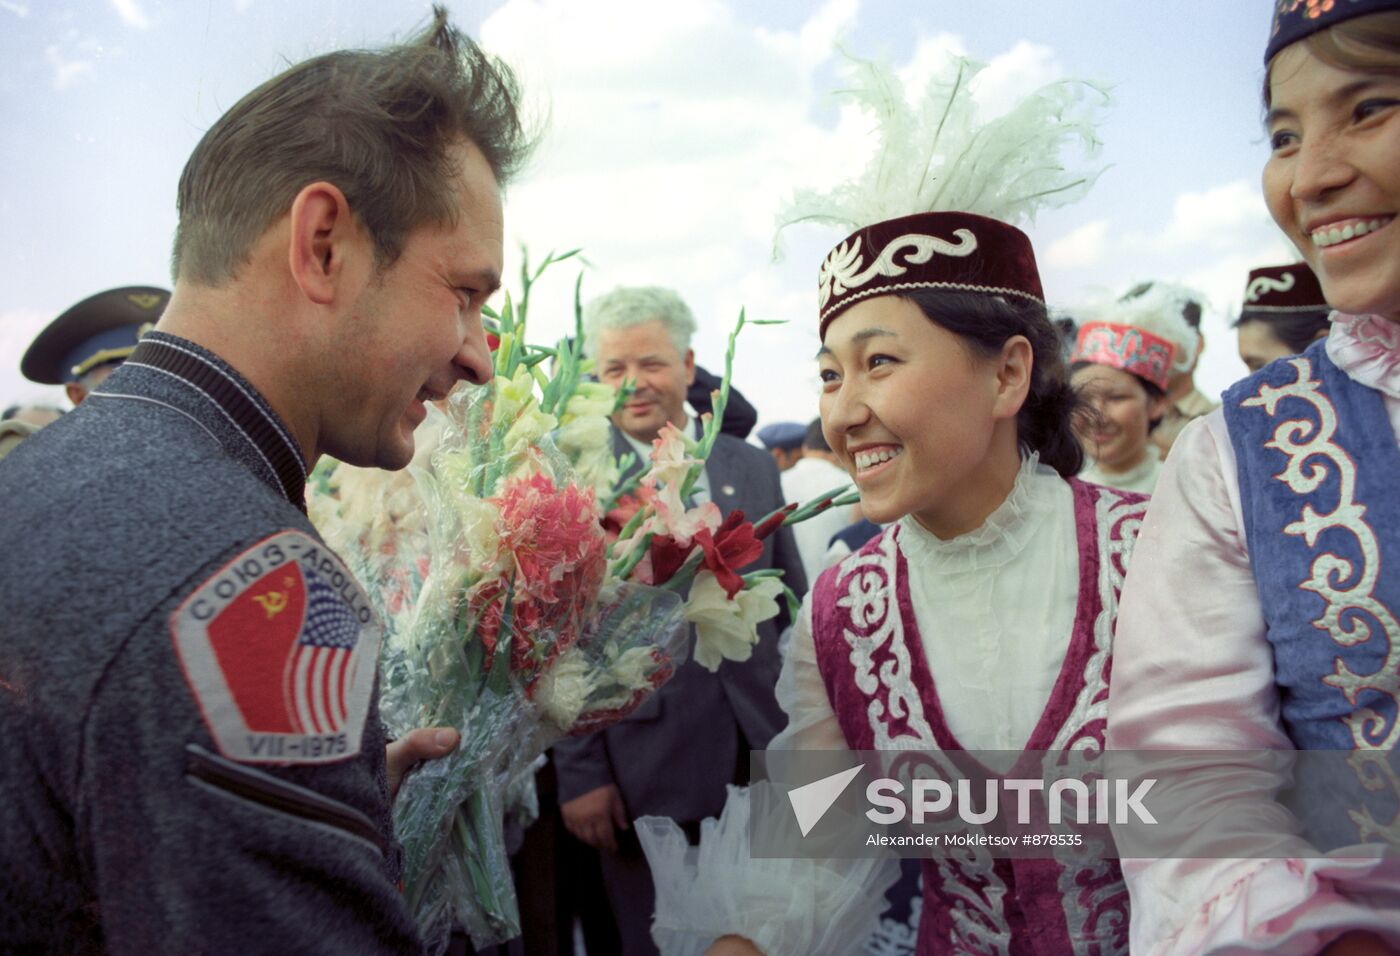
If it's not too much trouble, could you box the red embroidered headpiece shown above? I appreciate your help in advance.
[1071,321,1175,392]
[817,212,1045,339]
[1239,262,1329,316]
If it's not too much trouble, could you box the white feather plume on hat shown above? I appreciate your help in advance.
[777,49,1111,238]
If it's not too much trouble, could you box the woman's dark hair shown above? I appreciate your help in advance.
[1264,11,1400,107]
[901,290,1085,478]
[1232,310,1332,354]
[1069,359,1167,432]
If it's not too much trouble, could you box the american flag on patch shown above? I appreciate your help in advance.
[284,567,362,735]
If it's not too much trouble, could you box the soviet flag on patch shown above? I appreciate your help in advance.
[171,530,382,764]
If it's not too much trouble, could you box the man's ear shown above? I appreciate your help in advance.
[287,182,361,306]
[683,347,696,387]
[992,335,1033,420]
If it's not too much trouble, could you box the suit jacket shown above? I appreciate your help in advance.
[553,426,807,822]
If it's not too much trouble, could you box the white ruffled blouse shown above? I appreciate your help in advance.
[639,456,1083,954]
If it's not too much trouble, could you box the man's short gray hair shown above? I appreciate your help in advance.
[583,286,697,358]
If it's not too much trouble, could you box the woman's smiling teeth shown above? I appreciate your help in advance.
[1310,216,1393,248]
[853,447,903,471]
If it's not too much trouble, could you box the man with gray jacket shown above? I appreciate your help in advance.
[0,10,529,952]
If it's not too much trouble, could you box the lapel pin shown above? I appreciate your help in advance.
[721,484,736,496]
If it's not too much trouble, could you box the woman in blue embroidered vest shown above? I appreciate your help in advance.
[1107,4,1400,953]
[633,50,1154,956]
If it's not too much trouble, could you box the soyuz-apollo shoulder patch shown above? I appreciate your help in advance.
[171,531,381,765]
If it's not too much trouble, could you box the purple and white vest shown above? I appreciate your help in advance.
[811,480,1147,956]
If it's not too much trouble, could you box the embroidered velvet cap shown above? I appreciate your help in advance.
[1266,0,1400,63]
[817,211,1044,339]
[1239,262,1330,317]
[1070,321,1175,392]
[21,286,168,385]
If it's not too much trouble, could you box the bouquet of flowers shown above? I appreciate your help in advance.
[310,251,856,953]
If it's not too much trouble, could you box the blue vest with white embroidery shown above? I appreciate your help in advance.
[1223,339,1400,751]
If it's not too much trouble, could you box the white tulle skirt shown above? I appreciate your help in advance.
[636,784,903,956]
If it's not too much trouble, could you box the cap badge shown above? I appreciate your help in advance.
[128,293,163,310]
[1246,272,1296,303]
[818,229,979,311]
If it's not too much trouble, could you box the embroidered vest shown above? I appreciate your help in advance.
[810,480,1146,956]
[1223,343,1400,753]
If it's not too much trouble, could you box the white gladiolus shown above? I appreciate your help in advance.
[502,405,559,457]
[534,645,599,731]
[684,571,784,671]
[561,383,617,423]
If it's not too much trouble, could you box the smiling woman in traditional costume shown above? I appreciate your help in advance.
[1106,3,1400,952]
[632,51,1152,955]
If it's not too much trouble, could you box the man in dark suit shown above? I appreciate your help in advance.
[552,286,807,955]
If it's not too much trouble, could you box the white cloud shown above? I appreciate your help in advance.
[972,40,1063,118]
[476,2,1291,422]
[1044,219,1108,269]
[110,0,150,29]
[44,45,94,90]
[0,0,30,17]
[1157,179,1276,251]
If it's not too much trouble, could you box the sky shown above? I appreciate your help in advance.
[0,1,1297,432]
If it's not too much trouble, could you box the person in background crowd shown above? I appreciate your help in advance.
[553,284,806,956]
[1234,261,1332,373]
[2,403,64,427]
[20,286,170,407]
[822,515,883,567]
[0,9,525,951]
[1069,319,1175,494]
[1108,2,1400,951]
[0,404,64,460]
[1110,281,1217,457]
[755,420,805,471]
[778,417,856,587]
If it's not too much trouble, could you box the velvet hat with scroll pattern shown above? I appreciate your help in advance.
[778,51,1107,341]
[818,211,1044,338]
[1239,262,1329,319]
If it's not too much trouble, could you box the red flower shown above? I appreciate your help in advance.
[603,486,656,542]
[693,510,763,599]
[469,473,608,679]
[641,533,693,586]
[752,503,797,541]
[485,332,502,351]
